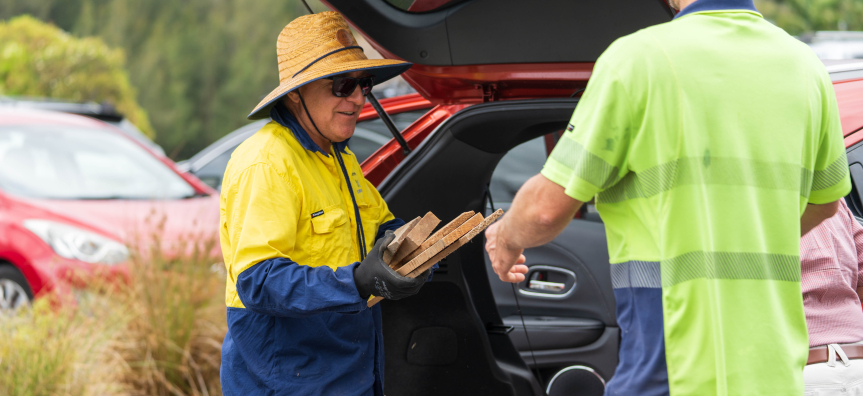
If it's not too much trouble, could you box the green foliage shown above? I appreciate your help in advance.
[0,15,153,137]
[756,0,863,35]
[0,297,126,396]
[1,0,311,159]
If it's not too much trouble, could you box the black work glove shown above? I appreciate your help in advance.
[354,230,429,300]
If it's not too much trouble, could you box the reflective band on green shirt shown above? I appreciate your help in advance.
[661,251,801,287]
[610,251,801,289]
[549,137,621,190]
[551,138,849,204]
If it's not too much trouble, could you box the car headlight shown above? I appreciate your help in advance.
[22,220,129,265]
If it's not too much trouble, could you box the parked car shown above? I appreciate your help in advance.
[0,108,219,310]
[0,96,166,156]
[177,93,433,190]
[316,2,862,395]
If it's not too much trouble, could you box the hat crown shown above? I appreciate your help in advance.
[276,11,364,83]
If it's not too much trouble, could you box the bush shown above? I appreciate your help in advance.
[0,15,154,137]
[0,221,226,396]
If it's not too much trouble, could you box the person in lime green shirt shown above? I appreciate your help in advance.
[485,0,849,394]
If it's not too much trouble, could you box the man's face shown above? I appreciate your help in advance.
[296,71,367,143]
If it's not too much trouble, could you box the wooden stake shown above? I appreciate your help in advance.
[397,211,474,267]
[383,217,419,264]
[407,209,504,277]
[389,212,441,267]
[396,213,483,276]
[368,209,505,307]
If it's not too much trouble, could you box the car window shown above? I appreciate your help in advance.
[0,125,195,200]
[348,109,427,163]
[195,148,234,190]
[196,109,429,191]
[489,136,546,206]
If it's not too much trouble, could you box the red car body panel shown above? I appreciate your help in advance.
[0,109,219,299]
[836,78,863,137]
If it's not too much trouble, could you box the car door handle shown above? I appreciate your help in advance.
[529,280,565,292]
[519,265,577,298]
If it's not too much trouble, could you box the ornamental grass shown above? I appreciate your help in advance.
[0,216,226,396]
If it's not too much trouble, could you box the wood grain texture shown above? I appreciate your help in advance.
[383,216,419,264]
[397,211,475,267]
[367,296,384,307]
[366,209,503,308]
[407,209,505,277]
[396,213,483,276]
[390,212,441,268]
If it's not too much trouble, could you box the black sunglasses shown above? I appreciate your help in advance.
[326,75,375,97]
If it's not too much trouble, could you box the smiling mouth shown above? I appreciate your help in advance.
[337,111,356,116]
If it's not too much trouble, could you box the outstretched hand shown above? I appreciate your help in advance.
[485,221,528,283]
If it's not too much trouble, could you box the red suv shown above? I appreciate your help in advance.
[314,2,863,395]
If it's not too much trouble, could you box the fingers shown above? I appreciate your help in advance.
[500,265,528,283]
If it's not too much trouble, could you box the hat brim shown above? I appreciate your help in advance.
[247,59,412,120]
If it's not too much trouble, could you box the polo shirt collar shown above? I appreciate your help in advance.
[674,0,759,19]
[270,102,349,157]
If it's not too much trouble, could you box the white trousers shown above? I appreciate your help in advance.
[804,343,863,396]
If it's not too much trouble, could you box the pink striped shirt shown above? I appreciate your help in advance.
[800,199,863,347]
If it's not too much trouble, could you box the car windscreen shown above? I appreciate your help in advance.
[0,124,195,200]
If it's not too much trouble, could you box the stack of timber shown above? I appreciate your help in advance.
[368,208,505,307]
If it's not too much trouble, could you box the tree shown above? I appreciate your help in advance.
[0,15,153,136]
[755,0,863,35]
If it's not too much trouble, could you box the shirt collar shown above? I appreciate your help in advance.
[270,102,349,157]
[674,0,759,19]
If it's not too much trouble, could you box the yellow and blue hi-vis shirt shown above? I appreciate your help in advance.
[218,104,407,396]
[542,0,850,395]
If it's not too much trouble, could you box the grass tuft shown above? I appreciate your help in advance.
[0,216,226,396]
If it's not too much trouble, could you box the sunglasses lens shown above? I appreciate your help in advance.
[332,76,358,97]
[330,76,375,97]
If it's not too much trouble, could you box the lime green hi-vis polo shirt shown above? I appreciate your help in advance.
[541,1,850,395]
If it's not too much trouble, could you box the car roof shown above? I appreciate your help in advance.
[182,119,269,173]
[0,107,115,129]
[824,59,863,82]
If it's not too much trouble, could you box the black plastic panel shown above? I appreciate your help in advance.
[377,98,619,393]
[503,316,604,351]
[328,0,673,66]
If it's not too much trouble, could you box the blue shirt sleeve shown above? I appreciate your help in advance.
[376,218,406,241]
[235,258,367,317]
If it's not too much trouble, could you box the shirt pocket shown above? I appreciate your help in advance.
[309,204,352,267]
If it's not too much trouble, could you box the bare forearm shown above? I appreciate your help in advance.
[801,200,840,236]
[499,174,582,250]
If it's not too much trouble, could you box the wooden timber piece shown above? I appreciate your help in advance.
[396,211,475,267]
[407,209,505,277]
[395,213,484,276]
[383,216,420,264]
[389,212,441,268]
[367,209,505,307]
[367,296,384,307]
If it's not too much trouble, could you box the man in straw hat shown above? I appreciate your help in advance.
[218,11,433,395]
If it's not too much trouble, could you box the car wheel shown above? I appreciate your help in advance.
[0,265,33,312]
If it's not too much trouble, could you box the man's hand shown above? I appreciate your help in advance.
[485,221,528,283]
[354,231,426,300]
[484,174,584,283]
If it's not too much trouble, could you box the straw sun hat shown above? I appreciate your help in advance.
[247,11,411,120]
